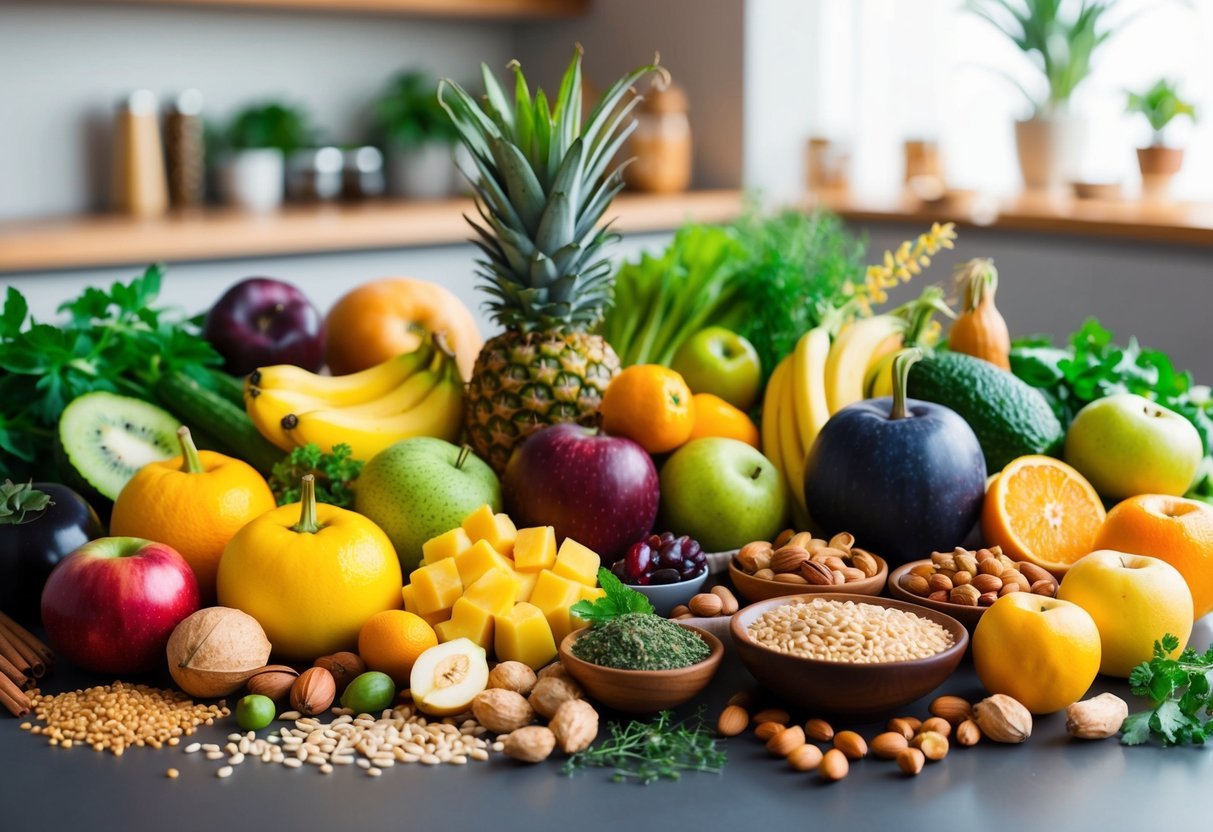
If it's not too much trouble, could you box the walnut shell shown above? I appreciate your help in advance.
[502,726,556,763]
[550,699,599,754]
[528,676,582,720]
[246,665,300,702]
[472,689,535,733]
[488,661,538,696]
[166,607,272,698]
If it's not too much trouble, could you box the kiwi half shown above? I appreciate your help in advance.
[57,392,182,501]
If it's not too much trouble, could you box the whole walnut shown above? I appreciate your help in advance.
[550,699,598,754]
[528,676,582,720]
[472,689,535,734]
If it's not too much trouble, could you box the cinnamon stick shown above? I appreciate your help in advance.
[0,629,30,678]
[0,652,30,691]
[0,669,30,718]
[0,611,53,664]
[0,624,43,678]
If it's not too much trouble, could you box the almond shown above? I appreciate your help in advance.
[1017,561,1053,585]
[736,541,773,572]
[786,743,823,771]
[998,583,1020,597]
[805,718,834,742]
[710,585,740,615]
[929,695,973,725]
[1002,569,1031,592]
[766,725,806,757]
[754,722,785,742]
[955,719,982,746]
[753,707,790,725]
[818,748,849,781]
[900,573,930,596]
[290,666,336,716]
[717,705,750,737]
[927,590,949,603]
[840,567,867,582]
[833,730,867,760]
[920,716,952,738]
[952,570,973,586]
[928,572,954,593]
[1031,580,1057,597]
[886,718,915,741]
[978,592,999,606]
[753,568,776,580]
[977,558,1004,577]
[771,545,811,573]
[970,573,1002,594]
[897,747,925,775]
[788,531,815,550]
[773,529,796,548]
[911,563,936,578]
[870,731,908,759]
[949,584,981,606]
[773,572,808,584]
[688,593,723,617]
[727,690,755,708]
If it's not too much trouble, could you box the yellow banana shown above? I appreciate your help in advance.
[865,351,898,399]
[824,314,905,414]
[336,358,446,418]
[761,358,791,504]
[789,325,832,453]
[777,362,808,518]
[250,340,434,406]
[290,363,465,460]
[245,386,318,451]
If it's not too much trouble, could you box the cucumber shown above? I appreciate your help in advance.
[156,371,283,476]
[198,369,249,409]
[907,351,1064,472]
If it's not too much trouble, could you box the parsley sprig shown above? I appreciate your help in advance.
[563,708,726,784]
[269,443,363,509]
[569,567,653,626]
[1122,634,1213,746]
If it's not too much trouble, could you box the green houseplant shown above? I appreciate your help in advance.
[1127,79,1196,196]
[216,102,315,212]
[375,70,460,199]
[967,0,1131,191]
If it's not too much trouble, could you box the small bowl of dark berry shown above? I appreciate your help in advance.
[610,532,710,616]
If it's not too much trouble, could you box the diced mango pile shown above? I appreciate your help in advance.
[403,504,605,670]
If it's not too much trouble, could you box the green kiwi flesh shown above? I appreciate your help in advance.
[57,392,182,500]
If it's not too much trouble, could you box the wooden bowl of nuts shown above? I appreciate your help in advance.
[887,546,1059,631]
[730,593,968,716]
[728,531,887,603]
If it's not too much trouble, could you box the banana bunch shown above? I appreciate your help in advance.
[245,336,464,461]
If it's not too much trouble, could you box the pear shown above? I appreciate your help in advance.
[410,638,489,716]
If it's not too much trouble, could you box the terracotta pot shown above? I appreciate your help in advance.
[1137,146,1184,198]
[1015,116,1084,193]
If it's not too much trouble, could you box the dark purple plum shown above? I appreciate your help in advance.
[202,277,325,375]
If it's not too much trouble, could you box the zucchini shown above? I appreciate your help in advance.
[907,351,1064,472]
[156,370,283,476]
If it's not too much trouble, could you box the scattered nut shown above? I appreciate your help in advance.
[805,718,834,743]
[870,731,909,759]
[929,695,973,724]
[502,725,556,763]
[754,722,785,742]
[710,585,740,615]
[670,605,691,618]
[896,747,925,775]
[973,694,1032,743]
[786,743,824,771]
[955,719,982,747]
[313,652,365,693]
[753,707,791,725]
[550,699,598,754]
[1065,693,1128,740]
[245,665,299,702]
[717,705,750,737]
[887,718,916,741]
[912,730,949,761]
[949,584,981,606]
[537,662,571,682]
[488,661,538,696]
[766,725,806,757]
[771,546,812,573]
[920,716,953,738]
[472,688,535,734]
[290,667,336,716]
[833,730,867,760]
[818,748,849,781]
[688,593,723,617]
[528,676,582,720]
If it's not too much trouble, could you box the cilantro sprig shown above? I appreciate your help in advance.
[569,567,654,626]
[269,443,363,509]
[1122,634,1213,747]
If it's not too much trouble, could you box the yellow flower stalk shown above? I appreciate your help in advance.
[856,222,957,310]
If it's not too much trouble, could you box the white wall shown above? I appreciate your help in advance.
[0,1,513,219]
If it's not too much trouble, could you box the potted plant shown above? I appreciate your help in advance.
[1127,78,1196,198]
[374,70,459,199]
[216,102,314,212]
[967,0,1129,192]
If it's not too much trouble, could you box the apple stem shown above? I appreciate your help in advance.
[456,444,471,471]
[890,348,924,421]
[291,474,323,534]
[177,427,204,474]
[751,466,763,480]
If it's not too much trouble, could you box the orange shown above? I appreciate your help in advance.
[982,455,1106,576]
[324,278,483,380]
[600,365,695,454]
[1094,494,1213,618]
[358,610,439,685]
[111,427,276,600]
[972,593,1101,714]
[687,393,760,448]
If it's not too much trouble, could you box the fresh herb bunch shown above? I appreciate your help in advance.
[563,708,726,784]
[0,480,52,525]
[0,265,224,479]
[1122,634,1213,746]
[570,568,654,626]
[269,443,363,509]
[375,70,458,148]
[1010,318,1213,501]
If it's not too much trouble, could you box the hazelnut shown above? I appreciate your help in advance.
[314,652,365,693]
[550,699,599,754]
[502,726,556,763]
[290,667,336,716]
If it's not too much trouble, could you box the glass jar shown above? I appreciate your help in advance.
[623,82,692,194]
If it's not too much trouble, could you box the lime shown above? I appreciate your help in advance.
[340,671,397,715]
[235,694,276,731]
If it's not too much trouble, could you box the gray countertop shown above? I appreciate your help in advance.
[2,631,1210,832]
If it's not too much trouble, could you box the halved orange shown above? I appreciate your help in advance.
[982,455,1106,576]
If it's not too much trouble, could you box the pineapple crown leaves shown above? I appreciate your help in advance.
[439,48,667,333]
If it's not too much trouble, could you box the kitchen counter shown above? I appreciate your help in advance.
[3,630,1208,831]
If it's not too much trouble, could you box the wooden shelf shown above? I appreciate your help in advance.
[0,190,744,273]
[112,0,586,19]
[813,188,1213,248]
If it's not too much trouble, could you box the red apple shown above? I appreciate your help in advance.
[503,424,659,564]
[202,277,325,375]
[41,537,200,675]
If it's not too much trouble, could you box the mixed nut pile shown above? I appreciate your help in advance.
[898,546,1057,606]
[734,530,882,587]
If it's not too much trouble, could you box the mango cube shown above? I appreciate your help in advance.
[494,602,557,670]
[454,539,514,587]
[421,527,473,565]
[578,585,606,603]
[512,526,557,572]
[461,504,518,557]
[529,569,586,645]
[462,567,520,616]
[402,584,452,627]
[514,570,539,603]
[553,538,601,586]
[409,558,463,616]
[435,598,494,649]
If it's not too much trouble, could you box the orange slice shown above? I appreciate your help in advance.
[982,455,1106,576]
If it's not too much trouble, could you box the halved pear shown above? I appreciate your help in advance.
[409,638,489,716]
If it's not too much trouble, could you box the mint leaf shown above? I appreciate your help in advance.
[570,567,653,627]
[1120,712,1152,746]
[1,287,28,338]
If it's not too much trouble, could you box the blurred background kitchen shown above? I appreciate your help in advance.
[1,0,1211,376]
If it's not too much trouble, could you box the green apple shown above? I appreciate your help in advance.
[659,437,786,552]
[670,327,762,411]
[1064,393,1202,500]
[355,438,500,574]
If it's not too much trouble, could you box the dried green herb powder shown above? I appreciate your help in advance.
[572,613,710,671]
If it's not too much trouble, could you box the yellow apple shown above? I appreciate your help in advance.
[972,593,1101,714]
[1057,549,1193,677]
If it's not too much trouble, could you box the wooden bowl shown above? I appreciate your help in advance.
[558,623,723,714]
[887,559,1060,633]
[728,555,887,603]
[730,593,968,717]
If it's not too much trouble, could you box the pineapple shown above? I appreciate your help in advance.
[441,50,663,473]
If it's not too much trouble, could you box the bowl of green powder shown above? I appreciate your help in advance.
[559,614,723,713]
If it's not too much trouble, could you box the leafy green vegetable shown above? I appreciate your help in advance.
[563,708,726,784]
[1010,318,1213,501]
[0,265,224,479]
[269,443,363,509]
[569,567,654,626]
[0,480,53,525]
[1122,634,1213,747]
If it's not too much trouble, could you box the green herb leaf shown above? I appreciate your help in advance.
[563,708,726,785]
[0,480,53,525]
[269,443,363,509]
[1122,632,1213,747]
[1120,712,1152,746]
[570,567,654,627]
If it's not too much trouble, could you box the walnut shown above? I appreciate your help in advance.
[472,689,535,734]
[502,726,556,763]
[488,661,538,696]
[536,662,571,682]
[528,676,582,720]
[549,699,598,754]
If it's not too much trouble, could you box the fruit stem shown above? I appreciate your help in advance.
[890,348,924,421]
[177,427,204,474]
[456,444,471,471]
[751,466,762,481]
[291,474,323,534]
